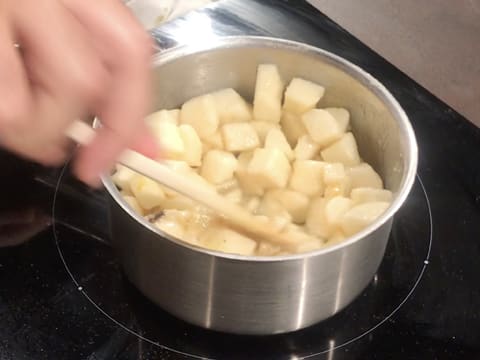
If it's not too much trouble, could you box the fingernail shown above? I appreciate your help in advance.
[132,133,160,159]
[87,176,102,189]
[75,167,102,188]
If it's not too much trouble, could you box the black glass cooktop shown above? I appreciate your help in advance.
[1,0,479,359]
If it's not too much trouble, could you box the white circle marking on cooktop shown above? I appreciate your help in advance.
[52,164,433,360]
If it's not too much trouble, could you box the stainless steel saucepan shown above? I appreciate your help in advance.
[101,36,418,335]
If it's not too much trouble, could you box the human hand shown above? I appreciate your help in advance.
[0,0,158,186]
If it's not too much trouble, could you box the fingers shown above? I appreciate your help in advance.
[1,0,108,166]
[15,1,107,114]
[64,0,157,184]
[74,122,158,185]
[0,18,32,151]
[0,22,31,128]
[0,20,65,164]
[0,0,155,186]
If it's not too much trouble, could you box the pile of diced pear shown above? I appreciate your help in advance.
[112,64,393,256]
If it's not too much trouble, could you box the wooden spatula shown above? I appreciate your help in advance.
[66,120,297,251]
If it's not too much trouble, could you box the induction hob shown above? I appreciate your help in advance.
[0,0,479,359]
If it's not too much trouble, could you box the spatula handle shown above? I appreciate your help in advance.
[66,120,297,250]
